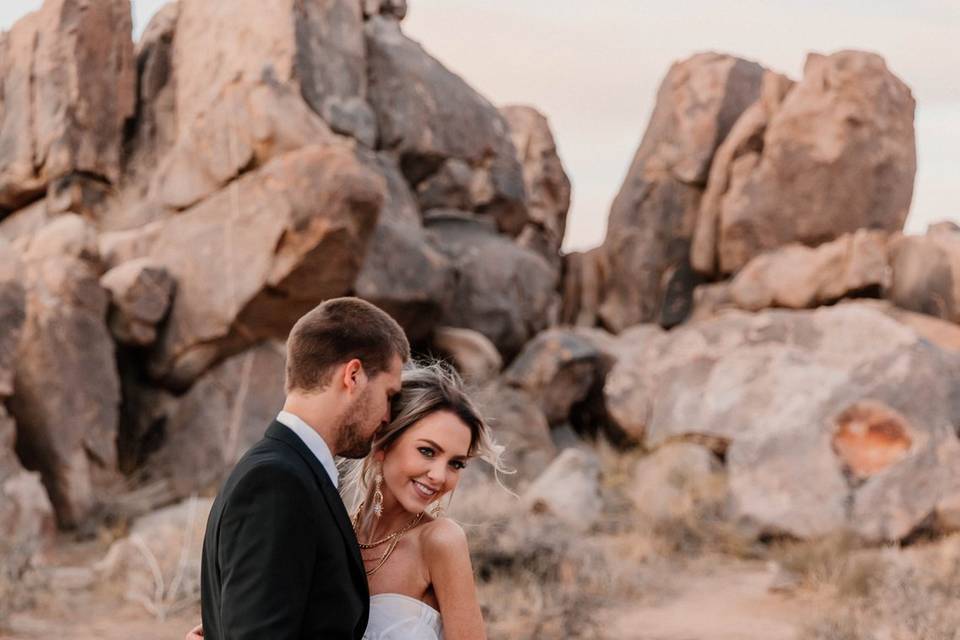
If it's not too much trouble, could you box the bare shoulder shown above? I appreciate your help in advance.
[420,517,469,557]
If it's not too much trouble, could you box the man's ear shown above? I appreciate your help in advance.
[342,358,366,392]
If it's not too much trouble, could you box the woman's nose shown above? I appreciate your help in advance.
[426,463,446,485]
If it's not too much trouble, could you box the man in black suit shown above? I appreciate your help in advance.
[199,297,409,639]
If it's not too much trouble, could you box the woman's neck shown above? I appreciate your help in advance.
[357,485,421,542]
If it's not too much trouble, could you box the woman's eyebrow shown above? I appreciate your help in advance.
[418,438,468,459]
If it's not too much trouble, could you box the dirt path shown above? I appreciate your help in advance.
[606,559,814,640]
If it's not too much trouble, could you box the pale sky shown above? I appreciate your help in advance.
[3,0,957,251]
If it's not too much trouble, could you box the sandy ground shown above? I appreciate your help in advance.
[2,559,816,640]
[605,559,815,640]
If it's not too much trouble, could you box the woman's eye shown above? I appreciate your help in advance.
[418,447,434,457]
[450,460,466,470]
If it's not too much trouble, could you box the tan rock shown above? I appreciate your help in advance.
[0,407,55,580]
[0,0,135,210]
[10,217,120,528]
[0,240,25,397]
[354,153,454,341]
[559,248,607,327]
[887,229,960,323]
[146,144,384,388]
[599,53,765,330]
[501,105,571,261]
[503,328,612,426]
[425,211,558,360]
[522,448,601,533]
[473,384,556,491]
[144,341,285,500]
[729,229,891,311]
[688,281,735,323]
[365,17,527,234]
[691,71,794,274]
[173,0,374,145]
[362,0,407,20]
[100,259,175,346]
[97,496,212,616]
[123,1,179,186]
[707,51,916,274]
[432,327,503,387]
[150,80,335,210]
[604,303,960,541]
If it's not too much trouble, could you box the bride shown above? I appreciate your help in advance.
[187,362,505,640]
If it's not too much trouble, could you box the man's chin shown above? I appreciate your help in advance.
[337,442,373,459]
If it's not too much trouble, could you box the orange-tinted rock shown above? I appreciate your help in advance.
[832,401,913,479]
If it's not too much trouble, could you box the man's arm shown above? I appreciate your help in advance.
[218,463,318,639]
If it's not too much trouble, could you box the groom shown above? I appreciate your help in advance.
[199,297,409,639]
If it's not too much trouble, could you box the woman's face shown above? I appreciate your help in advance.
[377,410,472,515]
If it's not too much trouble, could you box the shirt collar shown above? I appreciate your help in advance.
[276,411,338,489]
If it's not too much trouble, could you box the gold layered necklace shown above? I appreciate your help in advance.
[352,501,424,576]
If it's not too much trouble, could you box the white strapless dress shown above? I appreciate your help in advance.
[363,593,444,640]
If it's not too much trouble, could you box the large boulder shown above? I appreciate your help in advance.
[142,341,285,501]
[604,303,960,541]
[503,328,613,426]
[0,242,52,571]
[729,229,891,311]
[598,53,765,331]
[500,105,571,263]
[0,0,135,212]
[425,211,558,360]
[521,448,601,533]
[144,143,384,389]
[432,327,503,387]
[353,153,454,341]
[100,258,175,347]
[695,51,915,275]
[365,17,527,234]
[173,0,374,145]
[149,80,335,211]
[120,1,179,190]
[473,383,556,490]
[691,71,794,274]
[886,227,960,323]
[9,216,120,528]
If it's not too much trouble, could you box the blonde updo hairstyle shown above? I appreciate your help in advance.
[343,361,507,515]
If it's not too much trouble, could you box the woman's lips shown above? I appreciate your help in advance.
[412,479,438,500]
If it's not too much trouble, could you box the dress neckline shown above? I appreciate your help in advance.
[369,592,440,616]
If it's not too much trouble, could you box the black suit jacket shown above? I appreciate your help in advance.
[201,421,369,639]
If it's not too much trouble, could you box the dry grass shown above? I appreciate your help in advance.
[795,535,960,640]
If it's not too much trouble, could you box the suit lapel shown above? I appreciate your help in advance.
[264,422,367,589]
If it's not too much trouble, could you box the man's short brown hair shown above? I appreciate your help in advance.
[285,297,410,393]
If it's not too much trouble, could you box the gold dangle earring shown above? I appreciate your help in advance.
[372,471,384,518]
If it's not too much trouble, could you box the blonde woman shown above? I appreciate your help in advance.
[188,362,505,640]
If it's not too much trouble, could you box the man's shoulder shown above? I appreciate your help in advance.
[231,437,313,484]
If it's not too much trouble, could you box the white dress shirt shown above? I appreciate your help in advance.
[276,411,339,489]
